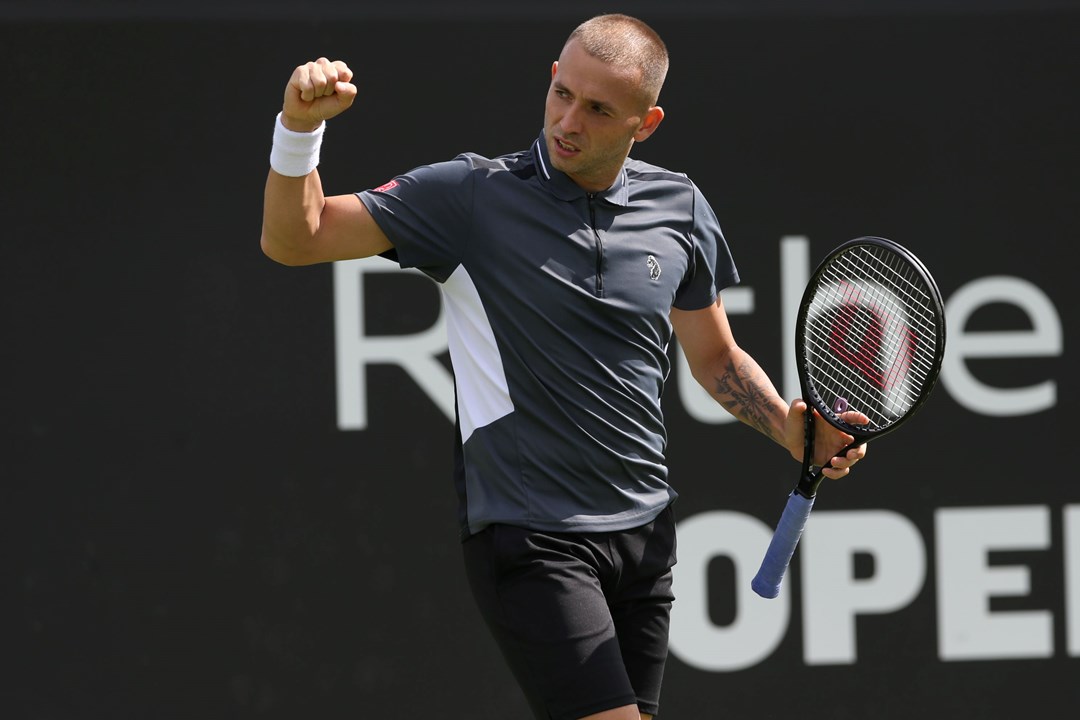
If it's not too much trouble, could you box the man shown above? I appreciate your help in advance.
[261,13,866,720]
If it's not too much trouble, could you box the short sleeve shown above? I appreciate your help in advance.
[673,183,740,311]
[356,154,477,283]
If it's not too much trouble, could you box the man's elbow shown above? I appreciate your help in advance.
[260,230,314,266]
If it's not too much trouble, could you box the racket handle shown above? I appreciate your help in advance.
[751,492,816,599]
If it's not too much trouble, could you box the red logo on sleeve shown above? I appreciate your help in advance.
[374,179,399,192]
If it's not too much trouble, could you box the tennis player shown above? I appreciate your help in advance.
[261,13,866,720]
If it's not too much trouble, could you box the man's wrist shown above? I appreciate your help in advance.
[270,112,325,177]
[279,113,323,134]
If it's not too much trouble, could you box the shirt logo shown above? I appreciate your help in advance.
[374,179,399,193]
[647,255,662,281]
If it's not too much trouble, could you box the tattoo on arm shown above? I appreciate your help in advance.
[712,359,779,442]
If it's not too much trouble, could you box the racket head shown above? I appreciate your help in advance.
[795,236,946,441]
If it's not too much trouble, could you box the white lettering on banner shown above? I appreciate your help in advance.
[780,236,810,403]
[940,276,1062,416]
[1067,505,1080,656]
[333,257,455,430]
[801,511,926,665]
[936,506,1053,660]
[667,511,789,671]
[667,505,1077,671]
[334,238,1063,428]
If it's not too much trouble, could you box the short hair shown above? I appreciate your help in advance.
[565,14,669,106]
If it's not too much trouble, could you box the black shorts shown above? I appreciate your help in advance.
[462,506,677,720]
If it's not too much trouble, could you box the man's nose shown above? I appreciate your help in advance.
[560,103,584,134]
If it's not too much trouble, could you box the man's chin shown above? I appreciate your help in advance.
[548,155,573,175]
[547,138,581,167]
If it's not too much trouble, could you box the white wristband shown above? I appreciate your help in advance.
[270,112,325,176]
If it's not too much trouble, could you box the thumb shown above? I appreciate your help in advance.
[787,398,809,424]
[784,398,809,462]
[323,80,357,116]
[334,80,358,104]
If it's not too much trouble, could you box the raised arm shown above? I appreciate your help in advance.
[260,58,393,266]
[671,296,865,478]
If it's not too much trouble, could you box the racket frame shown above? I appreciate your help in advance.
[794,236,946,497]
[752,236,946,598]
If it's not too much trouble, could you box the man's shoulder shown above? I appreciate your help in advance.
[624,157,700,213]
[436,146,540,192]
[624,156,693,187]
[396,146,534,188]
[450,145,534,172]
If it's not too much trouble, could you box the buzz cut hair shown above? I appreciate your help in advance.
[565,14,670,106]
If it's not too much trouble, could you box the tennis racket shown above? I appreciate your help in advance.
[751,236,946,599]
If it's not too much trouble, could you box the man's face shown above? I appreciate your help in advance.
[543,39,662,192]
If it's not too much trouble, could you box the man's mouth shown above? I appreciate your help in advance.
[554,137,579,153]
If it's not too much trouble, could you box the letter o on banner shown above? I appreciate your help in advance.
[669,511,790,671]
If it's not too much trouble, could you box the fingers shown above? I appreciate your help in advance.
[822,442,867,479]
[786,397,868,477]
[821,464,850,480]
[838,408,870,426]
[293,58,354,102]
[283,58,357,128]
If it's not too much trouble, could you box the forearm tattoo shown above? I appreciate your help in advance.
[711,359,779,442]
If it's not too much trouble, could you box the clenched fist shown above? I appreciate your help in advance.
[281,58,357,132]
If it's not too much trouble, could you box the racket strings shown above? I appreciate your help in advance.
[803,245,942,431]
[823,256,939,382]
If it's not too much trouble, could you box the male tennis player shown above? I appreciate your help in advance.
[261,13,866,720]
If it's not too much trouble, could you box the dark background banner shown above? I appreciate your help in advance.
[3,2,1077,718]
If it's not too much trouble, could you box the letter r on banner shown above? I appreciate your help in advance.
[333,257,456,430]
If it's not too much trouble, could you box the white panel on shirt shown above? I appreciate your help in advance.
[442,265,514,443]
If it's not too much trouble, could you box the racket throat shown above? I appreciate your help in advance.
[795,467,827,499]
[796,410,828,499]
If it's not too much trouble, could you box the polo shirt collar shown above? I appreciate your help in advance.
[531,131,630,206]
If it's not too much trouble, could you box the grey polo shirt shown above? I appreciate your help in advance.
[357,131,739,539]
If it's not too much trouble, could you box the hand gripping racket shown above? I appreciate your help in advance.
[751,236,946,599]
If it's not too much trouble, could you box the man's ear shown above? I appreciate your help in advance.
[551,60,558,79]
[634,106,665,141]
